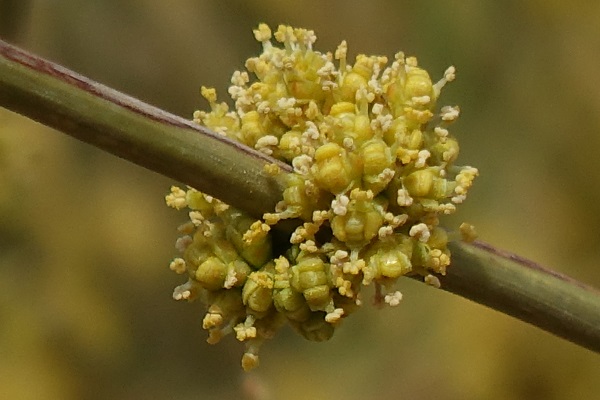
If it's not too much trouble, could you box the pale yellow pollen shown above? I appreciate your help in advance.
[292,154,312,175]
[302,221,321,236]
[253,23,272,42]
[234,320,257,341]
[274,256,291,273]
[214,202,230,214]
[397,188,414,206]
[231,70,250,86]
[378,168,395,183]
[370,113,390,131]
[428,249,450,274]
[452,194,467,204]
[444,66,456,82]
[342,259,365,275]
[263,212,280,225]
[256,101,271,114]
[409,223,431,243]
[414,149,431,168]
[255,136,278,155]
[405,107,433,123]
[189,210,204,226]
[334,40,347,60]
[317,61,337,78]
[290,231,304,244]
[433,66,456,97]
[330,249,349,265]
[412,95,431,105]
[405,56,418,67]
[169,258,187,274]
[434,126,449,138]
[325,308,345,323]
[202,311,224,330]
[165,186,188,210]
[385,212,408,228]
[424,274,441,288]
[235,326,257,342]
[336,277,354,297]
[312,210,329,223]
[200,86,217,103]
[303,121,320,140]
[274,24,295,44]
[224,268,238,289]
[384,290,403,306]
[276,97,296,109]
[331,195,350,216]
[378,225,394,238]
[371,103,384,115]
[263,163,281,176]
[305,101,320,119]
[299,240,319,253]
[441,105,460,121]
[173,281,195,301]
[439,203,457,214]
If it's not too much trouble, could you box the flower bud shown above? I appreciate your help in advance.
[330,197,384,248]
[290,256,332,311]
[242,271,274,314]
[312,142,361,194]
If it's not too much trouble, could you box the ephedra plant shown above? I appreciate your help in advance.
[1,24,598,371]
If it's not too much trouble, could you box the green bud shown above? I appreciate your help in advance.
[242,271,274,314]
[290,256,332,311]
[195,256,228,291]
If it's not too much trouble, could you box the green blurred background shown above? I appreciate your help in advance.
[1,1,599,399]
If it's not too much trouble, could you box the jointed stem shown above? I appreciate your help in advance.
[1,38,599,352]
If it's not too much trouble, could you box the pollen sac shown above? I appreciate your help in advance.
[330,196,384,248]
[363,234,413,284]
[360,139,395,195]
[221,207,272,268]
[273,285,311,322]
[272,173,331,223]
[289,255,332,312]
[312,142,361,194]
[195,256,229,291]
[404,168,454,199]
[242,270,275,314]
[328,102,373,146]
[166,23,478,370]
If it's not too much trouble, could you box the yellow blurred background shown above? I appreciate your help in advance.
[1,1,599,399]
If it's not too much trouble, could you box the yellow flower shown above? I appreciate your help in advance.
[166,23,478,370]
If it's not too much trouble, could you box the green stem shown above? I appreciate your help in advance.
[440,241,600,352]
[0,38,290,220]
[1,38,599,353]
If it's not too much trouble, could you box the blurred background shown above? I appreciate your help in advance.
[1,1,599,399]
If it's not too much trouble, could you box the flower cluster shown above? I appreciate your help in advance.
[166,24,478,370]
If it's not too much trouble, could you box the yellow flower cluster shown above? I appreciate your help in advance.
[166,24,478,370]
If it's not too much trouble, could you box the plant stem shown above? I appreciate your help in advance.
[441,240,600,352]
[0,38,290,220]
[1,38,599,353]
